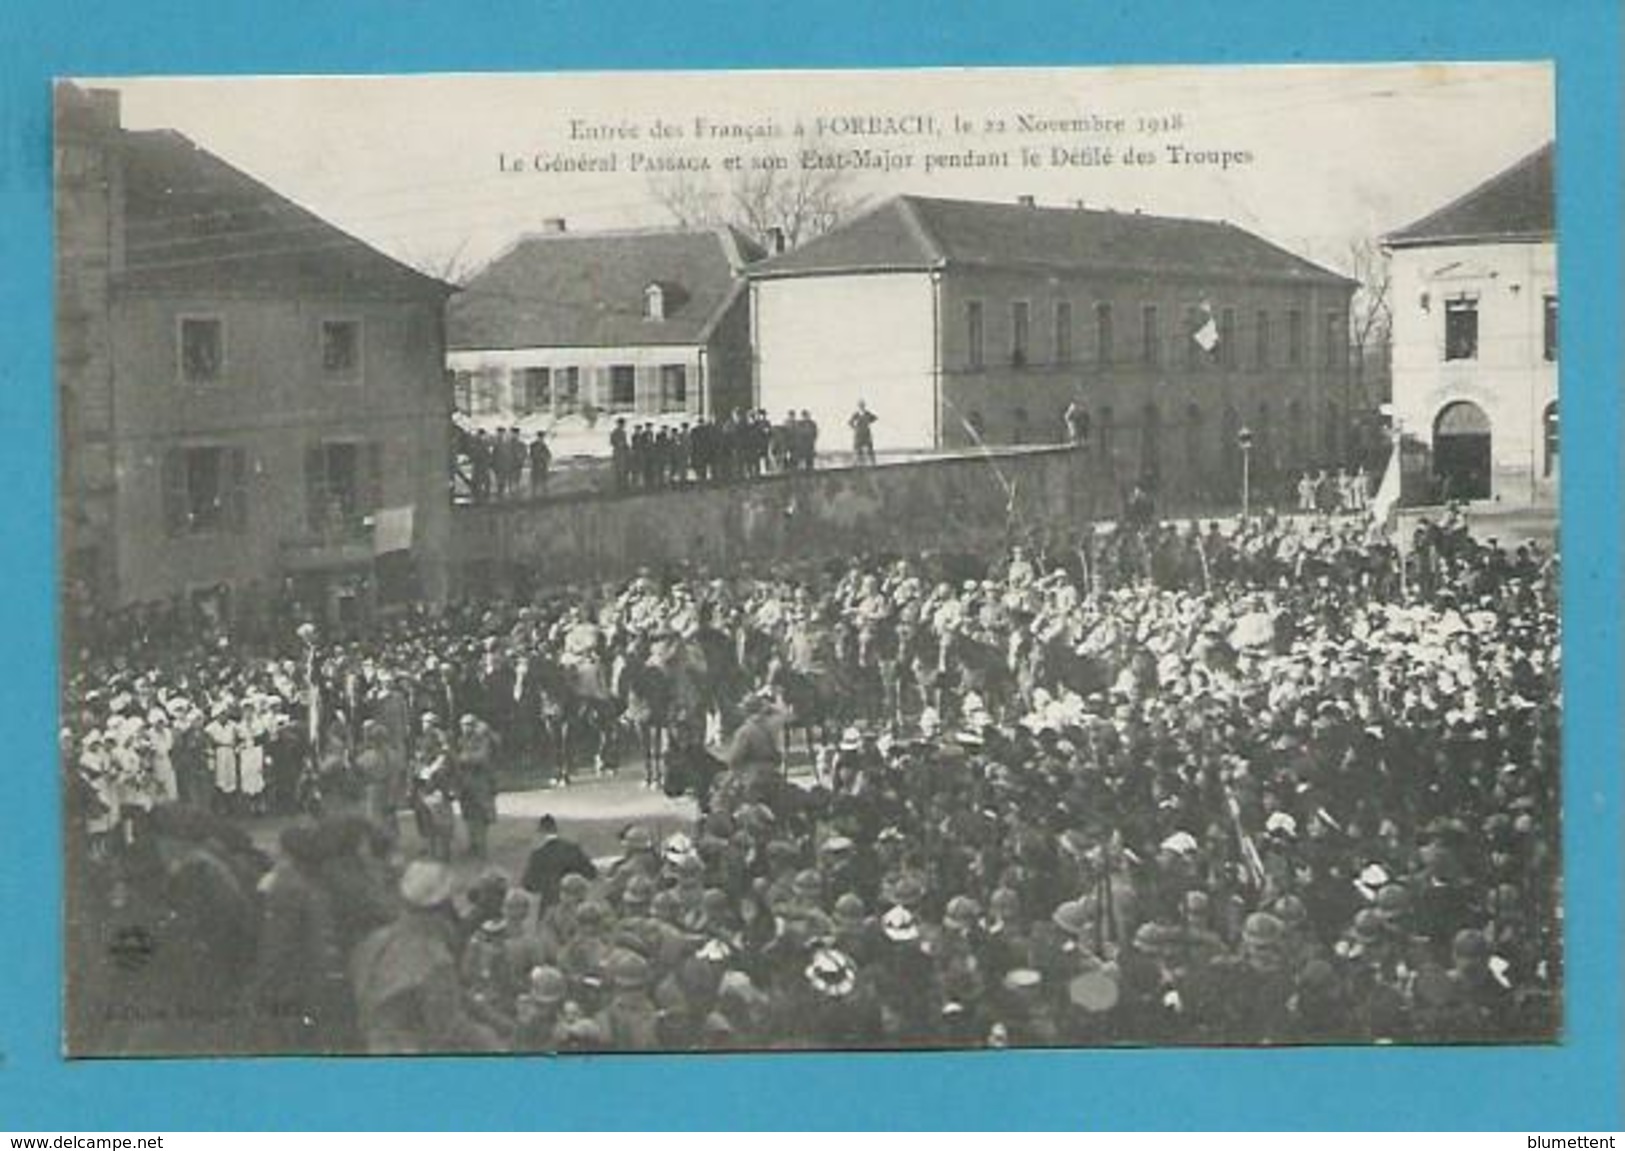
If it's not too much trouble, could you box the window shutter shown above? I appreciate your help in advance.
[364,442,384,511]
[305,445,327,532]
[161,449,187,537]
[224,448,249,534]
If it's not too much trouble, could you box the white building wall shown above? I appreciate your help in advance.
[753,272,938,452]
[448,344,706,423]
[1389,239,1558,504]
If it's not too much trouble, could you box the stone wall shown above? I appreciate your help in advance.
[449,447,1110,596]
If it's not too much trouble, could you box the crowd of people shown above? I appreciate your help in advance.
[1297,467,1374,515]
[67,506,1561,1054]
[607,407,822,493]
[452,402,895,504]
[460,425,553,502]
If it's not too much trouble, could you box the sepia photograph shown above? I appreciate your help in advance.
[56,63,1560,1058]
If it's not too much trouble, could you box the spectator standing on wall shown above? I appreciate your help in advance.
[610,418,630,493]
[528,432,551,496]
[471,430,493,503]
[771,413,794,473]
[797,410,819,470]
[848,400,878,466]
[689,418,713,484]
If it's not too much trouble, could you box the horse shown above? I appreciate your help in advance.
[691,621,744,746]
[555,652,618,779]
[939,628,1017,722]
[766,654,842,764]
[614,640,671,789]
[661,731,726,813]
[616,634,708,790]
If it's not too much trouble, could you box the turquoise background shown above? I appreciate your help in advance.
[1,0,1618,1130]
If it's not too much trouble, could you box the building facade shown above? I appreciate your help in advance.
[1384,143,1557,507]
[749,195,1355,509]
[56,84,454,633]
[446,224,761,455]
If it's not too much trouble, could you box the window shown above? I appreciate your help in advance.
[966,301,985,370]
[305,440,381,537]
[1054,300,1073,365]
[644,283,666,322]
[1011,301,1030,367]
[1286,310,1304,367]
[1220,307,1237,369]
[1141,304,1160,366]
[521,367,551,415]
[472,367,503,416]
[659,364,688,413]
[1324,311,1344,369]
[1254,310,1270,369]
[607,365,637,412]
[1095,302,1113,366]
[1543,295,1558,362]
[1444,296,1479,361]
[321,319,361,379]
[1098,405,1114,456]
[452,370,474,413]
[1543,402,1558,477]
[553,367,581,415]
[178,316,223,383]
[161,446,247,536]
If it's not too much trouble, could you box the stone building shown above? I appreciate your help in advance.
[1384,143,1557,505]
[55,83,454,632]
[748,194,1355,508]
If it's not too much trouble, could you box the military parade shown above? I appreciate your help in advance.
[65,504,1561,1054]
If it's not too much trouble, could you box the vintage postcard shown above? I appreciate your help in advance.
[57,63,1559,1056]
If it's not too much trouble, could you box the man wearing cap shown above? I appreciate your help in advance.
[350,861,505,1054]
[723,691,785,775]
[453,713,500,859]
[598,949,661,1049]
[514,965,568,1050]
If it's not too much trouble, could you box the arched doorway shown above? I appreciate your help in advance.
[1433,400,1492,501]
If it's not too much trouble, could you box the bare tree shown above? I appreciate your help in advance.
[404,236,480,287]
[646,168,726,229]
[1346,236,1392,397]
[647,152,865,249]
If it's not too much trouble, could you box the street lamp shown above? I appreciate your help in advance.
[1237,425,1254,520]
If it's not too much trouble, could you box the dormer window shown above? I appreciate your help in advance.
[644,283,666,322]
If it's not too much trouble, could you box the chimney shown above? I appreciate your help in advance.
[1016,195,1037,208]
[1073,199,1087,210]
[88,87,121,132]
[541,217,567,234]
[54,83,122,136]
[766,226,787,255]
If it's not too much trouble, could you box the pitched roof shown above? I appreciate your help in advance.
[1384,143,1554,248]
[447,226,764,351]
[748,195,1352,286]
[116,128,451,299]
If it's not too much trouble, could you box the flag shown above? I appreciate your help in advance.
[372,505,415,555]
[1192,301,1219,353]
[1371,438,1403,534]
